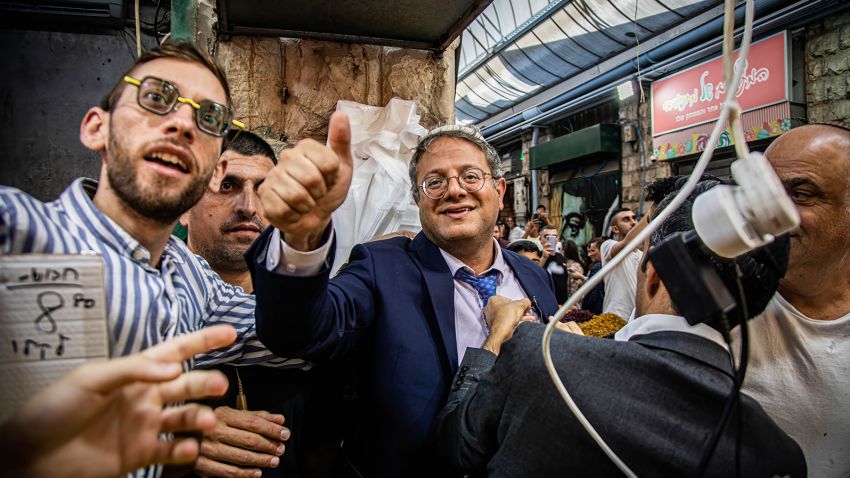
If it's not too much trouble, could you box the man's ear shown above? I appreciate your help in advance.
[644,261,662,299]
[208,159,227,192]
[80,107,109,153]
[179,211,190,228]
[495,177,507,211]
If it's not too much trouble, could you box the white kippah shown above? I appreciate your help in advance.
[424,124,486,141]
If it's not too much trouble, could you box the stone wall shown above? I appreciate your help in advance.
[215,37,457,148]
[620,98,671,214]
[805,9,850,123]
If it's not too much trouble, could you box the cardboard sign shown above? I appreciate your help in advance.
[0,254,110,422]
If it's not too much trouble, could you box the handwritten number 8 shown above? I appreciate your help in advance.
[35,291,63,334]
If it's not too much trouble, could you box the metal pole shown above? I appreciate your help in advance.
[530,127,540,213]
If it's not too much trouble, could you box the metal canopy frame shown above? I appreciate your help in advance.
[455,0,722,124]
[215,0,494,51]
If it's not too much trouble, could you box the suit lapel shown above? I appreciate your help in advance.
[409,232,459,373]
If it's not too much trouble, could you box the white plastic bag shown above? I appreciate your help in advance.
[330,98,427,275]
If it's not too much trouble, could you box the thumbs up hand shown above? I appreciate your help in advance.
[260,111,353,251]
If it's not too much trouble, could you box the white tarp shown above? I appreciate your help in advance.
[330,98,428,275]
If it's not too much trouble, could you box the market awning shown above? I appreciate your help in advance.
[455,0,721,124]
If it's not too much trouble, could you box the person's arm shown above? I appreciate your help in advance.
[249,228,379,363]
[608,213,650,259]
[243,111,377,363]
[197,113,355,368]
[436,347,501,471]
[522,221,538,240]
[568,261,587,283]
[538,240,554,267]
[0,326,235,478]
[437,298,533,471]
[259,111,352,253]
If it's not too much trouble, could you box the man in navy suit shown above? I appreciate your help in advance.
[249,113,558,477]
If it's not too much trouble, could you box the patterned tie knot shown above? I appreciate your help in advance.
[454,268,500,306]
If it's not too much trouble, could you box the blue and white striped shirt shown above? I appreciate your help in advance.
[0,178,303,369]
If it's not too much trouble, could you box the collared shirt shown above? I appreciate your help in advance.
[614,313,727,349]
[272,229,530,363]
[440,241,529,361]
[0,179,303,369]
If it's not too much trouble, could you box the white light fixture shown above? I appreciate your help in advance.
[693,152,800,258]
[616,80,635,101]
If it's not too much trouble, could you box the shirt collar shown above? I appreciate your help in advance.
[59,178,156,268]
[614,313,728,349]
[439,238,506,281]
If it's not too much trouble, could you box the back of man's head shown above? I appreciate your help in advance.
[648,176,790,325]
[506,239,542,260]
[224,130,277,165]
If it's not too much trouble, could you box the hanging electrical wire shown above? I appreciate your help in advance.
[539,0,758,475]
[134,0,142,58]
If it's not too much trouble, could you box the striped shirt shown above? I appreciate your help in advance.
[0,178,303,369]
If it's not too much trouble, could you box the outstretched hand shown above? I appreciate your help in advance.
[0,325,236,478]
[260,111,353,251]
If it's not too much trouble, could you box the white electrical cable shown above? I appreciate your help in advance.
[539,0,756,475]
[134,0,142,58]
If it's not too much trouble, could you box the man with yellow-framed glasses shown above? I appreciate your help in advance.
[0,42,308,477]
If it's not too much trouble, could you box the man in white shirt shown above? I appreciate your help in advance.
[600,208,646,320]
[505,216,524,242]
[735,122,850,477]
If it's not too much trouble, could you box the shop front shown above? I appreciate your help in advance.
[529,123,621,250]
[650,31,806,178]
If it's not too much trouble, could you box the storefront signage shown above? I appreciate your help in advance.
[651,32,788,136]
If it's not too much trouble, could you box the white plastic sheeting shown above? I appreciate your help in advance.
[330,98,428,275]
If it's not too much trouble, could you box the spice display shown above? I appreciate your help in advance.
[578,313,627,338]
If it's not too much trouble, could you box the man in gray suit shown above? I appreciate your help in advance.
[436,177,806,477]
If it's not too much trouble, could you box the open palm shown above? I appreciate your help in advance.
[1,326,235,478]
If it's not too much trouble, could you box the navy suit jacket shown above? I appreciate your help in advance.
[250,229,557,477]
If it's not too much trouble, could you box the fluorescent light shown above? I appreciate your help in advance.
[617,80,635,101]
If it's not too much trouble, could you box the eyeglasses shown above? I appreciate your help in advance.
[420,167,493,200]
[122,75,245,137]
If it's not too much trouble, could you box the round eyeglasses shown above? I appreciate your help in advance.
[122,75,245,137]
[420,167,493,200]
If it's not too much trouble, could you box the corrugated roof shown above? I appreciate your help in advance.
[456,0,720,123]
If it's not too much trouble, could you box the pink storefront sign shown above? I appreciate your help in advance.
[651,31,789,137]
